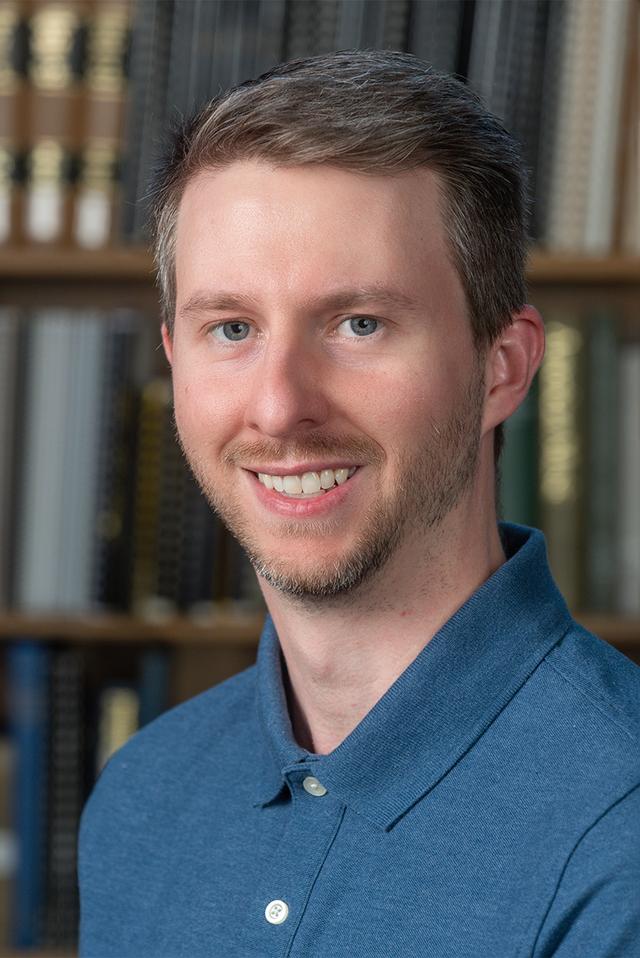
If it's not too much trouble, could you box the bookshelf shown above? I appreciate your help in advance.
[0,0,638,952]
[0,246,639,663]
[0,246,639,659]
[1,248,640,285]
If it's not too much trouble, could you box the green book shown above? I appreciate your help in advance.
[500,376,539,527]
[538,312,586,611]
[585,311,619,610]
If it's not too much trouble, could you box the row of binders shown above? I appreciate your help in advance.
[502,307,640,616]
[0,0,638,253]
[0,307,264,618]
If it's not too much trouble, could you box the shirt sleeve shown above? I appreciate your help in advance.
[532,783,640,958]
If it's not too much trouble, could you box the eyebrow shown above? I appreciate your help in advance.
[179,284,423,319]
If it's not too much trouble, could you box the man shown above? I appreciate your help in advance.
[79,50,640,956]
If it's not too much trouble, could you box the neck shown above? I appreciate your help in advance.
[259,490,506,755]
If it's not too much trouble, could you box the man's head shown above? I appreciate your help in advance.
[154,50,543,604]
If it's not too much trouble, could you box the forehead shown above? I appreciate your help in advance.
[174,160,466,320]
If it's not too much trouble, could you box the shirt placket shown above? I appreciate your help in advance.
[239,763,346,957]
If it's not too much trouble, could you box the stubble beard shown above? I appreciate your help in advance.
[175,364,485,606]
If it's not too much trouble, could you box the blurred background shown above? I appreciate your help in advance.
[0,0,638,953]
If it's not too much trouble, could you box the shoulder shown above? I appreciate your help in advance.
[542,622,640,744]
[80,663,259,827]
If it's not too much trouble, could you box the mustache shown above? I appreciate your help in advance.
[221,434,383,469]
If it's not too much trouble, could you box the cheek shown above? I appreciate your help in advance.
[171,362,242,448]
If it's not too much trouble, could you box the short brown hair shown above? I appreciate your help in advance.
[151,49,531,459]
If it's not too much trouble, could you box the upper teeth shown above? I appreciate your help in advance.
[258,466,357,495]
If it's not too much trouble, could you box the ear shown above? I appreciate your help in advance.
[482,305,545,434]
[161,322,174,366]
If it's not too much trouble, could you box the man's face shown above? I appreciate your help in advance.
[164,160,487,603]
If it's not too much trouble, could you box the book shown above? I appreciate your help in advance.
[407,0,465,76]
[41,644,84,949]
[545,0,603,251]
[14,311,75,612]
[74,0,131,248]
[0,309,21,609]
[94,683,139,774]
[6,639,51,949]
[0,736,18,956]
[91,312,141,612]
[617,342,640,615]
[585,312,619,611]
[0,0,28,245]
[500,376,539,528]
[583,0,632,253]
[538,312,585,609]
[138,645,171,728]
[23,0,88,244]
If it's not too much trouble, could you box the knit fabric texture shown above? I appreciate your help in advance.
[79,523,640,957]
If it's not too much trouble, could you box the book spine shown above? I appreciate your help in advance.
[41,645,84,949]
[0,1,28,244]
[138,646,171,729]
[94,684,139,774]
[583,0,631,253]
[500,377,539,528]
[585,312,619,610]
[14,311,74,612]
[130,377,170,617]
[6,639,51,949]
[0,736,18,957]
[74,0,131,248]
[23,0,88,245]
[91,314,139,611]
[0,309,20,608]
[617,343,640,615]
[538,313,585,608]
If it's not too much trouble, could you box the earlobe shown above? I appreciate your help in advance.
[161,322,174,366]
[483,305,545,432]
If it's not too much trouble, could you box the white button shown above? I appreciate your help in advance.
[302,776,327,797]
[265,899,289,924]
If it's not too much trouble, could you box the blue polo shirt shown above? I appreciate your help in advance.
[78,523,640,957]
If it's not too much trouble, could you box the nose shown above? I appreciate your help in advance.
[244,337,331,438]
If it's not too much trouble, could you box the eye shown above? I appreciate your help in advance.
[338,315,381,338]
[209,321,251,342]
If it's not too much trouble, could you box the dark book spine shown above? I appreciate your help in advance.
[91,315,139,611]
[41,645,84,950]
[6,639,51,949]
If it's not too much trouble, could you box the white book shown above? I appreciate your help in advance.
[15,312,75,611]
[0,310,19,608]
[546,0,603,251]
[57,314,104,611]
[617,344,640,615]
[621,0,640,254]
[584,0,631,252]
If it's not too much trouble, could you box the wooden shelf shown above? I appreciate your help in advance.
[527,253,640,284]
[0,609,637,648]
[0,609,265,646]
[0,246,154,281]
[0,247,639,285]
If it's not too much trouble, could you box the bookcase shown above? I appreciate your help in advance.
[1,0,639,954]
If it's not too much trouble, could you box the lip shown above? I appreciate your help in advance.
[245,466,362,517]
[246,462,361,477]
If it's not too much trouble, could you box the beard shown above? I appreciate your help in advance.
[175,361,485,606]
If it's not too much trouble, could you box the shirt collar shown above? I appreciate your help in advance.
[253,522,573,831]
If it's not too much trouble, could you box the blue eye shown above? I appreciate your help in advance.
[342,316,380,337]
[211,321,250,342]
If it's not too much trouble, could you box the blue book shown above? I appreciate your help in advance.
[6,639,51,948]
[138,647,171,729]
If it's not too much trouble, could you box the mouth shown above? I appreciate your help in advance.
[244,465,363,517]
[253,465,359,498]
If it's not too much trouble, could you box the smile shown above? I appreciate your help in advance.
[257,466,358,498]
